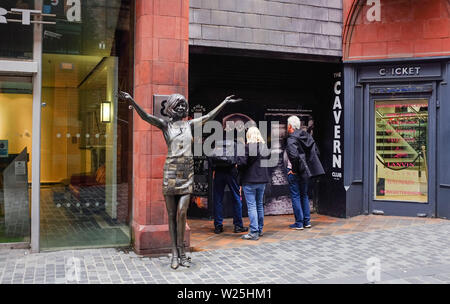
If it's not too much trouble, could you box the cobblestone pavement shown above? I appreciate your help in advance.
[189,214,445,251]
[0,219,449,284]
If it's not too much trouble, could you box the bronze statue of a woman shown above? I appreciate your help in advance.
[119,91,241,269]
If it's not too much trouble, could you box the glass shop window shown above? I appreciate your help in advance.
[0,0,35,59]
[374,99,428,203]
[39,0,134,250]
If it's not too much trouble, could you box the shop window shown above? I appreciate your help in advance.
[0,0,34,59]
[0,76,33,243]
[39,0,134,250]
[374,99,428,203]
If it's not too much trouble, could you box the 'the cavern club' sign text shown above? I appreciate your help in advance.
[332,72,343,180]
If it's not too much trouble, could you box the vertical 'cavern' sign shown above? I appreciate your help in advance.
[332,72,343,181]
[316,70,346,217]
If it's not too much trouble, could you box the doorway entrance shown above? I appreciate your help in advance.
[0,75,33,244]
[188,50,343,219]
[368,85,436,217]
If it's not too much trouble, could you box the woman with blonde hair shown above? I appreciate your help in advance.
[237,126,271,240]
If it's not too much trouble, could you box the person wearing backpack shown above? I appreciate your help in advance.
[210,137,248,234]
[285,116,324,230]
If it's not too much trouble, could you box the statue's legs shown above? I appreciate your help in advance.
[164,195,179,269]
[177,194,191,267]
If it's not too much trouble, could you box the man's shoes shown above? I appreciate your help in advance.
[304,223,312,228]
[241,233,259,241]
[259,231,263,237]
[214,225,224,234]
[289,223,304,230]
[234,226,249,233]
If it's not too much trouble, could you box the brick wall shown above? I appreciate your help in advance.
[133,0,190,255]
[189,0,343,57]
[343,0,450,60]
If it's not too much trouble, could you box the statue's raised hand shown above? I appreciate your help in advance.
[224,95,243,104]
[118,91,133,102]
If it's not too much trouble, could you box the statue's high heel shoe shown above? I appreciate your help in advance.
[178,247,191,267]
[179,254,191,267]
[170,254,180,269]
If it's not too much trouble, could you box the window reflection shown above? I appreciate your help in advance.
[0,0,34,59]
[375,99,428,203]
[40,0,133,250]
[0,76,33,243]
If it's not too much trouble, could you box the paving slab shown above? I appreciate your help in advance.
[0,217,449,284]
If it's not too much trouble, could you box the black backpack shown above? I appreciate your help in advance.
[209,140,237,168]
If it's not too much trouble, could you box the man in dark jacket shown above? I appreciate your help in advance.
[285,116,324,230]
[210,139,248,234]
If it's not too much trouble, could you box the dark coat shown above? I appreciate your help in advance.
[286,129,325,180]
[237,143,271,185]
[209,139,239,172]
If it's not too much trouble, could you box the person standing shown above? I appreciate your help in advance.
[210,138,248,234]
[285,116,324,230]
[238,127,271,240]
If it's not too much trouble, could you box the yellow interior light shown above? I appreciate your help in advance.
[101,101,111,123]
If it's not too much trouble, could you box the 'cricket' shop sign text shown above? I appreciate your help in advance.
[359,63,441,82]
[379,66,421,77]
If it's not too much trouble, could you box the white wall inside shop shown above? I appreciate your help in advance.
[0,93,33,181]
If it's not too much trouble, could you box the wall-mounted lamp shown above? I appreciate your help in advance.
[101,101,111,123]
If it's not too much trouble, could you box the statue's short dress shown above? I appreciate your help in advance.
[162,120,194,195]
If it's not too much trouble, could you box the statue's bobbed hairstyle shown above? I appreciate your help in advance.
[165,94,188,119]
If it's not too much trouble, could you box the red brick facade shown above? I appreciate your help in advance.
[133,0,190,255]
[343,0,450,61]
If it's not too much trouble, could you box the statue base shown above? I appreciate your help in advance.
[132,222,191,256]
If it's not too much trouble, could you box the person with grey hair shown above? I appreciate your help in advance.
[284,116,324,230]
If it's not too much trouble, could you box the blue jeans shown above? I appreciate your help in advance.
[287,169,310,228]
[213,170,244,228]
[242,183,266,235]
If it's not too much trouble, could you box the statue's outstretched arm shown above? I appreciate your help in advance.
[189,95,242,127]
[119,91,167,130]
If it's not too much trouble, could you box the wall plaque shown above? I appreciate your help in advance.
[153,95,171,121]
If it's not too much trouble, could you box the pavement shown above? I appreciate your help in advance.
[0,215,449,284]
[189,213,445,251]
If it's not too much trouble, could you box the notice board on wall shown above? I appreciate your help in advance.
[264,108,316,215]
